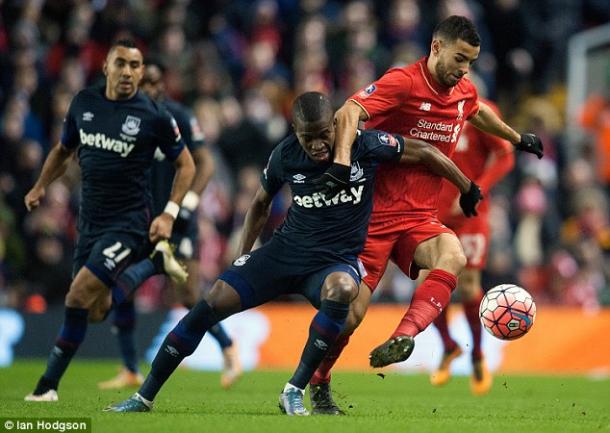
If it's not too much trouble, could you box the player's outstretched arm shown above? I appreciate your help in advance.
[313,101,368,197]
[149,147,195,243]
[399,137,482,217]
[237,186,273,255]
[400,138,471,193]
[24,143,73,211]
[469,102,543,159]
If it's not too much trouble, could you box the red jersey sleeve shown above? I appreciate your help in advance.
[349,68,413,120]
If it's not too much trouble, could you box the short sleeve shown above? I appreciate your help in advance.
[177,107,205,151]
[260,146,284,196]
[349,68,413,119]
[156,109,185,162]
[60,96,79,150]
[357,130,405,162]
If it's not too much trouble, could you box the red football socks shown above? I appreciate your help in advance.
[392,269,457,338]
[463,292,483,360]
[310,333,352,385]
[432,307,458,352]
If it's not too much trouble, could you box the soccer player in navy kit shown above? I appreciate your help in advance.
[105,91,478,415]
[23,40,195,401]
[98,60,241,391]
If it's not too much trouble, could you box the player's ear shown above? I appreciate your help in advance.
[431,39,441,56]
[102,61,108,77]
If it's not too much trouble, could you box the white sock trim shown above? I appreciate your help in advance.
[283,383,304,394]
[134,392,153,407]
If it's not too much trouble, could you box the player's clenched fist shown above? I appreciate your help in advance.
[459,181,483,217]
[24,186,45,211]
[515,133,543,159]
[149,213,174,243]
[313,162,351,197]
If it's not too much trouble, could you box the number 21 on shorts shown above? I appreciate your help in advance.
[102,241,131,270]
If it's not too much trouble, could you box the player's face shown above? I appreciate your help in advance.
[434,38,480,88]
[294,115,335,163]
[140,65,164,100]
[103,46,144,99]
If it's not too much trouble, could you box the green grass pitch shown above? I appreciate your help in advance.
[1,361,609,433]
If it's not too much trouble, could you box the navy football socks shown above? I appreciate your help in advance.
[34,307,88,393]
[112,259,156,304]
[208,324,233,349]
[113,300,139,373]
[139,300,220,401]
[288,299,349,390]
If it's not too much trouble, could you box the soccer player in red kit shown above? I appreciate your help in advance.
[308,16,542,414]
[429,99,514,396]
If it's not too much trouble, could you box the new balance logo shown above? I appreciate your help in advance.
[314,339,328,350]
[82,112,94,121]
[430,297,443,311]
[165,345,180,357]
[293,174,306,183]
[419,102,432,111]
[79,129,135,157]
[104,258,116,270]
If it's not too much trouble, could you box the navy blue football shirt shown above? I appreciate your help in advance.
[61,85,184,232]
[149,98,205,217]
[261,129,404,264]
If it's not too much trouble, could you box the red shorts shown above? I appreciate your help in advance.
[359,214,455,291]
[444,214,490,270]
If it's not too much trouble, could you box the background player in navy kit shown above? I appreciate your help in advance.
[98,60,241,391]
[23,40,195,401]
[105,91,479,415]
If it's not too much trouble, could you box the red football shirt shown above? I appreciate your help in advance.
[350,57,479,217]
[437,99,514,224]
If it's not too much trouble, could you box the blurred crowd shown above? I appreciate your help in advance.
[1,0,610,312]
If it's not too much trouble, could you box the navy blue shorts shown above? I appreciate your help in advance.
[73,223,151,288]
[218,240,362,310]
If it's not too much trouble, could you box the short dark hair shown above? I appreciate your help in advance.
[111,39,138,50]
[433,15,480,47]
[292,92,333,124]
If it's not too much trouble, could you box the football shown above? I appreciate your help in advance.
[479,284,536,340]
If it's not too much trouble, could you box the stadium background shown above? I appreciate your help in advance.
[0,0,610,377]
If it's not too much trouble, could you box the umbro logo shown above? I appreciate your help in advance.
[293,173,306,183]
[419,102,432,111]
[314,339,328,350]
[83,112,94,121]
[165,345,180,357]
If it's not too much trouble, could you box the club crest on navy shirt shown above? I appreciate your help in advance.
[121,115,141,136]
[260,130,403,261]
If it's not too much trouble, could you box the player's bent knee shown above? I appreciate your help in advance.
[323,278,358,303]
[65,287,93,309]
[439,250,467,274]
